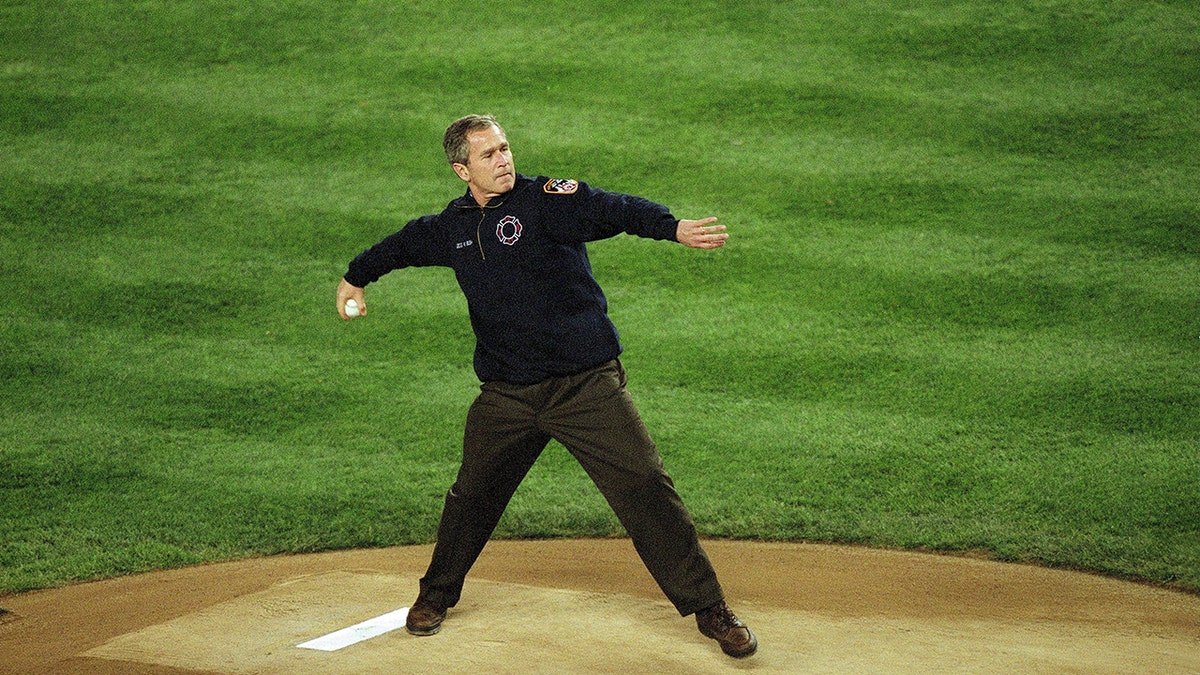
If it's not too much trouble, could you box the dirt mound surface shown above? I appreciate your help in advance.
[2,539,1198,673]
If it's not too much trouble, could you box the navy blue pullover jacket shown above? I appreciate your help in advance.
[344,174,680,384]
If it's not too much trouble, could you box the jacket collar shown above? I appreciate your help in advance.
[453,174,533,209]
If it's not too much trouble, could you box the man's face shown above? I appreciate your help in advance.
[453,124,515,202]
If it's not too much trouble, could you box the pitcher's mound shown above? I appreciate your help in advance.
[2,539,1199,674]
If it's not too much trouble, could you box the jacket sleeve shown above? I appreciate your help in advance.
[540,179,679,244]
[343,214,446,287]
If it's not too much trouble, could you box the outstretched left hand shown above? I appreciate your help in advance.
[676,217,729,249]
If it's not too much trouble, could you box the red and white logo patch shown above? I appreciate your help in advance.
[544,178,579,194]
[496,215,522,245]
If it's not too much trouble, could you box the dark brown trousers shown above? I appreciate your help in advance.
[417,359,725,616]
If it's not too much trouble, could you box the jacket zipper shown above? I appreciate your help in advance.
[476,207,486,260]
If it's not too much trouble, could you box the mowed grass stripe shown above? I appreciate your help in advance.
[1,0,1197,594]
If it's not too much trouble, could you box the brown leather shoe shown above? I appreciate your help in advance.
[405,595,447,636]
[695,601,757,658]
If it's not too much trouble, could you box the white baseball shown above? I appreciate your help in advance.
[344,298,360,317]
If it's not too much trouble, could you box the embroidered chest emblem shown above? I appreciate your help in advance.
[496,215,523,245]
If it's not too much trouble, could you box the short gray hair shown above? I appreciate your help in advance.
[443,114,501,165]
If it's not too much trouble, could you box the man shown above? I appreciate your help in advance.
[335,115,757,659]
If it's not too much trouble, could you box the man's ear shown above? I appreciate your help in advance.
[452,162,471,182]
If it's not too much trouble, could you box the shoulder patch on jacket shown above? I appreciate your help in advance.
[543,178,579,194]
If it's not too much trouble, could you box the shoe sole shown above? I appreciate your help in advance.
[405,624,442,636]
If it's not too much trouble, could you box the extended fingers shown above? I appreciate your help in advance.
[693,223,728,248]
[677,218,730,248]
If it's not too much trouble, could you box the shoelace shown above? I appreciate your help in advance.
[703,603,740,631]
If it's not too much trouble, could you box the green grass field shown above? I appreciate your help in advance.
[2,0,1197,595]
